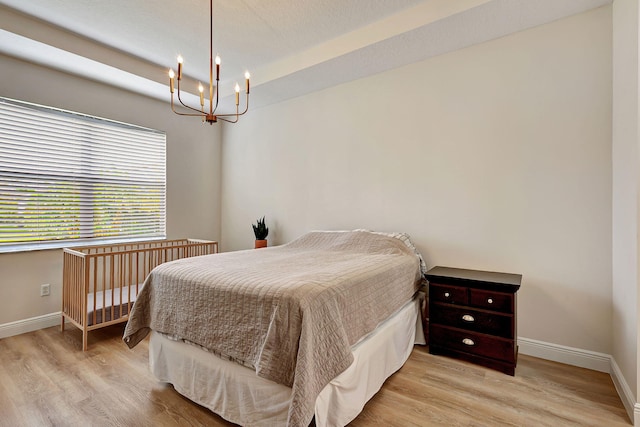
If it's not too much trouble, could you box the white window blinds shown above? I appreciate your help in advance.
[0,97,166,251]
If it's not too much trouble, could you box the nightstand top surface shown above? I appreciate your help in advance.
[425,266,521,290]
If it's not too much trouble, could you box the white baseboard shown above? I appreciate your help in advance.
[611,357,637,424]
[518,336,610,373]
[519,336,637,424]
[0,312,61,339]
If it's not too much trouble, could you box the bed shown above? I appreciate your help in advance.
[123,230,426,426]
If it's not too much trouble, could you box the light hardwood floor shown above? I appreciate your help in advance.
[0,324,631,427]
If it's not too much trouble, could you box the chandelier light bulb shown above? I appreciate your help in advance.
[176,55,183,80]
[215,55,221,80]
[168,69,175,93]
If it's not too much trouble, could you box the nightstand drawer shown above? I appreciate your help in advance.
[426,266,521,375]
[430,325,515,363]
[469,288,513,313]
[430,305,514,338]
[430,283,467,305]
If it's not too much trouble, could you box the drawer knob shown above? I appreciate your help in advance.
[462,338,475,346]
[444,292,450,298]
[462,314,475,322]
[487,298,494,304]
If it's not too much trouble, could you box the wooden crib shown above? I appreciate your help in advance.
[62,238,218,350]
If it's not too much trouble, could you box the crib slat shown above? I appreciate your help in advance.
[128,252,133,316]
[109,254,114,326]
[92,257,98,329]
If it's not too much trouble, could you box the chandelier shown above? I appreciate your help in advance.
[168,0,250,124]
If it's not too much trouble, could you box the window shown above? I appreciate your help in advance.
[0,97,166,252]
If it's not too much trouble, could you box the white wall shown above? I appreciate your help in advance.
[0,54,222,326]
[222,7,613,354]
[612,0,640,418]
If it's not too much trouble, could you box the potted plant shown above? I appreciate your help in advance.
[252,216,269,248]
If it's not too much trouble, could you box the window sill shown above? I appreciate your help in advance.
[0,236,167,254]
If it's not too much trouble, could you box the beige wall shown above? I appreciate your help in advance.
[613,0,640,411]
[221,7,613,354]
[0,55,222,325]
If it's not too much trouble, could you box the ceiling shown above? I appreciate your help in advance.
[0,0,611,110]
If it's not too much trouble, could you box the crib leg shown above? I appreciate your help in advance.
[60,314,65,332]
[82,329,88,351]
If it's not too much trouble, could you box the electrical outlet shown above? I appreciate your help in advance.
[40,284,50,297]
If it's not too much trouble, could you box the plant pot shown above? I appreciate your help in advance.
[255,239,267,249]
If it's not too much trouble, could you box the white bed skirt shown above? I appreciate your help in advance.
[149,296,425,427]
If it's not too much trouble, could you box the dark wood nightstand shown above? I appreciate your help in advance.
[426,266,522,375]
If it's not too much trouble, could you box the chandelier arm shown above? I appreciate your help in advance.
[176,80,207,115]
[238,95,250,115]
[212,84,220,115]
[173,111,208,117]
[176,93,207,115]
[217,104,239,123]
[171,104,206,117]
[234,94,249,116]
[173,95,209,119]
[216,95,249,117]
[209,83,215,115]
[215,113,240,119]
[170,94,205,117]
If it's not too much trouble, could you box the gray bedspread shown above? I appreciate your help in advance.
[123,230,422,427]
